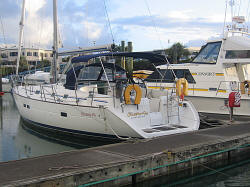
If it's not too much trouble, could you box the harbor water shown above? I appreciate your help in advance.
[130,159,250,187]
[1,93,250,186]
[0,93,76,162]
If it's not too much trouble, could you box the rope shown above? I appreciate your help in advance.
[48,165,80,171]
[101,107,131,140]
[144,0,164,49]
[103,0,115,44]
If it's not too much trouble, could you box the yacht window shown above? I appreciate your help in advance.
[225,66,238,79]
[78,66,102,80]
[193,42,221,64]
[225,50,250,59]
[242,64,250,80]
[146,69,195,83]
[100,68,114,81]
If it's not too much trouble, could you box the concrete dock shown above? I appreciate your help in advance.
[1,123,250,187]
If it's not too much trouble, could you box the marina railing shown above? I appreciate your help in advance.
[12,78,183,124]
[12,79,149,108]
[216,81,250,96]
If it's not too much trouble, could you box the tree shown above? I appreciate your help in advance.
[41,59,51,68]
[19,56,28,72]
[165,43,190,63]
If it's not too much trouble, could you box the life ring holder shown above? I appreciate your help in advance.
[176,78,188,97]
[124,84,142,104]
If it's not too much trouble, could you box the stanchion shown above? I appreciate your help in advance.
[229,107,233,122]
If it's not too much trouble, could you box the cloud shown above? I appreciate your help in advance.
[23,0,53,48]
[81,21,102,40]
[112,14,223,30]
[167,10,194,20]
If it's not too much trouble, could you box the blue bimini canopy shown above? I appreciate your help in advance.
[65,52,167,90]
[71,52,167,65]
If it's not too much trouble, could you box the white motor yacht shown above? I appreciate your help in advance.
[146,16,250,118]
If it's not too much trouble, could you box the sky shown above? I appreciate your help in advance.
[0,0,250,51]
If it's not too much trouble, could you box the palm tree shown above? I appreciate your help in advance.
[165,43,190,63]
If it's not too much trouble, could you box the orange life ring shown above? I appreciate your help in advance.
[240,81,250,95]
[176,78,188,96]
[124,84,142,104]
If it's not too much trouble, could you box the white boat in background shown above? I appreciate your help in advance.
[12,52,200,142]
[146,16,250,118]
[2,78,9,84]
[1,78,11,92]
[24,71,51,84]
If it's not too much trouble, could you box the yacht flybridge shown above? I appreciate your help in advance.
[146,16,250,117]
[12,52,200,141]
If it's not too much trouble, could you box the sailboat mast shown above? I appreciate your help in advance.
[52,0,58,83]
[16,0,26,75]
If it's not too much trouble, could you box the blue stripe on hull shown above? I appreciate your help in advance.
[21,117,129,141]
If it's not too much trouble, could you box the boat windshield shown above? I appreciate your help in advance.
[78,66,102,80]
[78,66,127,82]
[193,42,221,64]
[145,69,195,83]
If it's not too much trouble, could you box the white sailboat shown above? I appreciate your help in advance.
[12,52,200,141]
[146,16,250,117]
[12,0,200,142]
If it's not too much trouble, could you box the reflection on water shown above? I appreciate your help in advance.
[0,93,75,162]
[128,159,250,187]
[181,160,250,187]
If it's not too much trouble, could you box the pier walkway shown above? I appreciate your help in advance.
[1,122,250,186]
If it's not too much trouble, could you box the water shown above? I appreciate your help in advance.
[0,93,75,162]
[170,160,250,187]
[126,159,250,187]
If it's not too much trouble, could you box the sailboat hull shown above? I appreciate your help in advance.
[13,92,142,142]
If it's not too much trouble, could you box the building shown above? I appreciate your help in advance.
[0,46,53,67]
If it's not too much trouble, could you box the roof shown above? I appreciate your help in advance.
[223,36,250,50]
